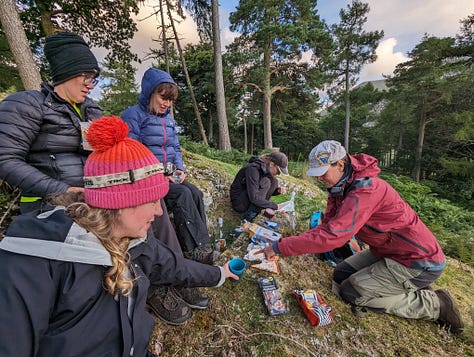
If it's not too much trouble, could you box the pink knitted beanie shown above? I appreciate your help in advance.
[83,116,169,209]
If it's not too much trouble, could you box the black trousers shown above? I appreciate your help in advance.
[164,180,210,253]
[151,199,183,256]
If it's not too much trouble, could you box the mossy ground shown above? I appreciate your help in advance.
[149,151,474,357]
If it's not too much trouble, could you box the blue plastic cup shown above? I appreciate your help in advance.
[228,258,246,283]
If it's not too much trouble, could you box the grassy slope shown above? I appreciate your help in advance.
[150,151,474,356]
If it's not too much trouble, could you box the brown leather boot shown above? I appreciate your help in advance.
[435,289,464,334]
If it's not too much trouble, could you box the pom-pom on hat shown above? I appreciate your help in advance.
[44,32,100,85]
[83,116,169,209]
[306,140,347,177]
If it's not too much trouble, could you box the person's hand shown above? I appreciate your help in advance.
[66,186,84,193]
[175,170,186,183]
[256,245,278,261]
[278,187,287,194]
[223,261,240,281]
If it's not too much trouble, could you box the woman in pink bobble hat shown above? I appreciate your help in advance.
[0,116,238,357]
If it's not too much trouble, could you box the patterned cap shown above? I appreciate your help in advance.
[306,140,347,177]
[83,116,169,209]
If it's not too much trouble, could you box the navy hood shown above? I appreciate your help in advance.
[138,68,176,112]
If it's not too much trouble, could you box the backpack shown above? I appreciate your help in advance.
[309,211,362,267]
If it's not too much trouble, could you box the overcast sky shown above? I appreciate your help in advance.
[91,0,474,97]
[219,0,474,83]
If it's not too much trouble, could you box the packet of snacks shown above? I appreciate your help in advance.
[292,289,333,326]
[258,277,288,316]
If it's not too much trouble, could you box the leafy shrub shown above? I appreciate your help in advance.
[381,173,474,266]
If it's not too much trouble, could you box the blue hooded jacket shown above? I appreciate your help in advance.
[121,68,185,171]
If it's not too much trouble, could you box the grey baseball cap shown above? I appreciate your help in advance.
[306,140,347,177]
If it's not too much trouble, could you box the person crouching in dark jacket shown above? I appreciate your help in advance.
[0,116,239,357]
[230,151,289,221]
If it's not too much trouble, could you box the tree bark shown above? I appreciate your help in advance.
[243,117,248,153]
[212,0,231,151]
[0,0,42,90]
[167,1,208,145]
[344,62,350,152]
[412,109,427,182]
[262,38,273,149]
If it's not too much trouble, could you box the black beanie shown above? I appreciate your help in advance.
[44,32,100,85]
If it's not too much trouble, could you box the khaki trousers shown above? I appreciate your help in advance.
[336,249,442,320]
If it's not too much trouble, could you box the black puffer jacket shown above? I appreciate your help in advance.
[0,83,102,197]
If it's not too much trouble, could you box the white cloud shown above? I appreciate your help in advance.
[359,38,409,82]
[221,27,239,50]
[130,3,200,84]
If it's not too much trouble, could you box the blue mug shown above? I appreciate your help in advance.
[228,258,246,283]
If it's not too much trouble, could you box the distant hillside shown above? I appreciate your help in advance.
[353,79,388,91]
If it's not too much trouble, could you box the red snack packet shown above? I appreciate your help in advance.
[292,289,333,326]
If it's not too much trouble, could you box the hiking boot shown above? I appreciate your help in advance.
[175,287,210,310]
[185,245,214,265]
[240,208,259,222]
[146,286,192,326]
[435,289,464,334]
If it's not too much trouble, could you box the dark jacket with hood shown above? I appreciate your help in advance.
[0,83,102,197]
[230,157,279,211]
[0,207,225,357]
[276,154,445,271]
[121,69,184,171]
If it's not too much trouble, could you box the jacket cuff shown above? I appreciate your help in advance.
[272,239,281,254]
[215,266,226,287]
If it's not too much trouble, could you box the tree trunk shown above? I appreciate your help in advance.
[36,0,57,35]
[262,39,273,149]
[0,0,42,90]
[211,0,231,151]
[167,2,208,145]
[208,108,213,143]
[412,110,427,182]
[243,117,248,154]
[250,123,254,155]
[344,63,350,152]
[159,0,170,74]
[159,0,175,118]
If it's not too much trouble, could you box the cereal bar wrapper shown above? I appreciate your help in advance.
[292,289,333,326]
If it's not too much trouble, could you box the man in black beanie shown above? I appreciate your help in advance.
[0,32,101,213]
[0,32,207,326]
[44,32,100,85]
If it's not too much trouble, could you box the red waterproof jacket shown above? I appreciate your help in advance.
[277,154,445,271]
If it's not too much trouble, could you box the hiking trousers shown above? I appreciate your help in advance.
[333,249,443,320]
[151,199,183,256]
[164,180,210,253]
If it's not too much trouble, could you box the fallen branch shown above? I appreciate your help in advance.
[213,324,319,357]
